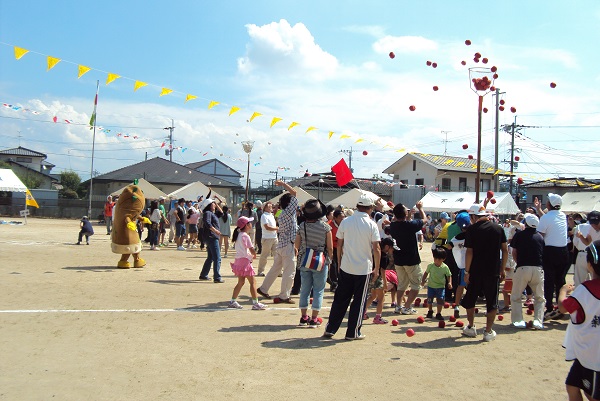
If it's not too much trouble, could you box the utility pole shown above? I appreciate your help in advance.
[339,147,354,172]
[163,119,175,162]
[509,116,516,197]
[492,88,505,192]
[269,170,279,181]
[441,131,451,155]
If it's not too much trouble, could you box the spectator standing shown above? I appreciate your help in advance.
[199,198,224,283]
[255,200,263,254]
[257,202,278,276]
[104,195,115,235]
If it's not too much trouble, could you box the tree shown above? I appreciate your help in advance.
[59,170,81,199]
[18,174,42,189]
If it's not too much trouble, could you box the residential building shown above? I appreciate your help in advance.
[0,146,58,189]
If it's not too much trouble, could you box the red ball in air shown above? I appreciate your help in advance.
[387,201,394,208]
[517,177,524,185]
[465,40,472,45]
[468,155,474,160]
[433,86,439,91]
[510,107,517,113]
[482,58,488,64]
[500,99,505,105]
[499,105,505,111]
[432,62,438,68]
[491,66,498,72]
[389,52,396,59]
[406,328,415,337]
[474,52,482,58]
[515,156,520,161]
[550,82,557,88]
[473,57,480,63]
[426,60,432,66]
[490,86,496,91]
[462,144,468,150]
[490,198,497,204]
[461,60,467,66]
[487,190,494,199]
[409,105,416,111]
[483,108,488,113]
[362,150,368,156]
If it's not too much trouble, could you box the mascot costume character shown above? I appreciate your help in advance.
[111,180,150,268]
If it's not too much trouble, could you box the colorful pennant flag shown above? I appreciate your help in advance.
[134,81,148,92]
[229,106,240,116]
[249,112,262,122]
[207,100,220,109]
[270,117,282,128]
[89,81,99,130]
[305,126,317,134]
[331,158,354,187]
[288,122,300,131]
[47,56,61,71]
[185,94,197,102]
[328,131,334,139]
[25,189,39,208]
[14,46,29,60]
[78,65,91,79]
[106,73,121,85]
[159,88,173,97]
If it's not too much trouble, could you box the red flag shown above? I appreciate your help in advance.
[331,158,354,187]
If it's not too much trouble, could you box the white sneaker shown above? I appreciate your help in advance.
[252,302,268,310]
[512,321,526,329]
[532,320,544,330]
[401,307,417,315]
[462,325,477,337]
[483,329,497,342]
[394,306,402,314]
[228,301,243,309]
[177,246,185,251]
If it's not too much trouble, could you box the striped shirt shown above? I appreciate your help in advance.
[276,196,299,249]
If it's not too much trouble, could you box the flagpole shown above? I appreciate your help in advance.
[88,80,99,218]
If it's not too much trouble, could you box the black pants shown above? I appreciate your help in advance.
[255,228,262,254]
[328,249,339,290]
[444,247,459,301]
[78,230,92,243]
[325,269,370,338]
[542,245,570,312]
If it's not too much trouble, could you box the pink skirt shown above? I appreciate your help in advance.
[231,258,255,277]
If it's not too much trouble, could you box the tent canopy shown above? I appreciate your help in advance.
[267,186,314,205]
[0,169,27,192]
[559,192,600,213]
[111,178,167,199]
[418,191,520,215]
[167,181,211,201]
[327,188,390,210]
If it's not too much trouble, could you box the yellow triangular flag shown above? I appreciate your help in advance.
[106,73,121,85]
[249,112,262,122]
[229,106,240,116]
[208,100,220,109]
[355,138,364,143]
[185,94,197,102]
[270,117,282,128]
[160,88,173,97]
[47,56,61,71]
[25,189,39,208]
[288,122,300,131]
[328,131,334,139]
[78,65,91,79]
[134,81,148,91]
[14,46,29,60]
[340,134,351,139]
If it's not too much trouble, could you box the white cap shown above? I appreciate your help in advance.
[548,193,562,207]
[255,200,263,206]
[357,193,374,207]
[199,198,214,210]
[524,213,539,228]
[468,204,488,216]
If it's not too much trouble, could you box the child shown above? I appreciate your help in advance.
[228,216,267,310]
[450,212,470,318]
[421,247,452,320]
[386,269,399,308]
[77,216,94,245]
[558,239,600,401]
[364,238,394,324]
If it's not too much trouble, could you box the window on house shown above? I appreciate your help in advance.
[480,179,491,191]
[459,177,467,191]
[412,160,416,171]
[415,178,424,186]
[16,157,33,163]
[400,179,408,185]
[442,178,451,190]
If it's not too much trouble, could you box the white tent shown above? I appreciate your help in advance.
[327,188,390,210]
[0,169,27,192]
[167,181,211,201]
[560,192,600,213]
[111,178,167,199]
[418,191,520,215]
[267,186,314,205]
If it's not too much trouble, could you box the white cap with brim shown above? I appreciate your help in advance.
[199,198,214,210]
[468,204,488,216]
[357,194,374,207]
[548,193,562,207]
[524,213,539,228]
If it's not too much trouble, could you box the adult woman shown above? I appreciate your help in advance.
[199,198,224,283]
[148,200,162,251]
[220,205,233,257]
[294,199,333,328]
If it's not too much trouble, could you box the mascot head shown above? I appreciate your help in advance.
[115,179,145,219]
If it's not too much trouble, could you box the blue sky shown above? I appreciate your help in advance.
[1,1,600,188]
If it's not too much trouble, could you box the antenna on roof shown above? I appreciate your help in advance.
[441,131,451,155]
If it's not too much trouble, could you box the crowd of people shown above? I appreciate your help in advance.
[98,187,599,400]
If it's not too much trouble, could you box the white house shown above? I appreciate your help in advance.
[382,152,497,192]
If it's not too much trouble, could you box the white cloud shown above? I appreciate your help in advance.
[237,19,339,81]
[373,35,438,55]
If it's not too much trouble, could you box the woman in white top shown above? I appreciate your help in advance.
[149,200,163,251]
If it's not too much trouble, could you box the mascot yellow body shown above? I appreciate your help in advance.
[111,183,149,268]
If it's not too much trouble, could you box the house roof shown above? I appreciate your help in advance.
[287,174,393,196]
[521,177,598,189]
[3,160,58,181]
[0,146,47,158]
[383,152,497,175]
[184,158,242,177]
[92,157,242,188]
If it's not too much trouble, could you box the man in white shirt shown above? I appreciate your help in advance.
[256,201,278,276]
[573,211,600,286]
[535,193,570,319]
[323,194,381,340]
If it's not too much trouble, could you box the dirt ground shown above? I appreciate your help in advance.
[0,218,571,400]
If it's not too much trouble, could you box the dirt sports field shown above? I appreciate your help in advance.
[0,218,572,400]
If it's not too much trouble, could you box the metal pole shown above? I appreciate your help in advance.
[509,118,516,196]
[88,80,99,218]
[475,95,483,204]
[169,119,174,162]
[245,153,250,202]
[494,87,500,192]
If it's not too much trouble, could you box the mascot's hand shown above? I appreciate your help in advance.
[142,217,151,225]
[127,222,137,231]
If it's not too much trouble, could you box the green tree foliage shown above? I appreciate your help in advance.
[59,170,81,199]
